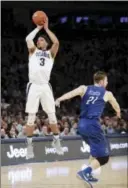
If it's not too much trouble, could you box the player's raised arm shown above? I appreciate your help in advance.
[25,25,43,55]
[56,86,87,107]
[105,91,121,118]
[44,17,59,59]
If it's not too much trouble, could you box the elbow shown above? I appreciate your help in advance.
[25,36,30,42]
[54,41,59,46]
[25,37,28,42]
[116,103,121,112]
[114,105,120,113]
[56,41,59,45]
[117,107,121,113]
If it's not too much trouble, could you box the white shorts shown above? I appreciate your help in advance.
[25,83,55,114]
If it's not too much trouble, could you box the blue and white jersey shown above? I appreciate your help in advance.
[80,85,106,119]
[28,49,54,84]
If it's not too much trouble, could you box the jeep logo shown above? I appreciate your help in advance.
[80,141,90,153]
[7,145,27,158]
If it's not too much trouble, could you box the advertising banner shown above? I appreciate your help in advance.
[1,136,128,166]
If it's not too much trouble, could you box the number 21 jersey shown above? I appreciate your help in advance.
[80,85,106,119]
[28,48,54,84]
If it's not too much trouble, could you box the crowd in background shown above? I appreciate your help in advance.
[2,34,128,106]
[1,7,128,139]
[1,33,128,139]
[1,104,128,139]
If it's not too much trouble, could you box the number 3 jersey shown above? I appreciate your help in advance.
[28,48,54,84]
[80,85,106,119]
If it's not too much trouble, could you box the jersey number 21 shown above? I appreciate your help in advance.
[86,96,98,104]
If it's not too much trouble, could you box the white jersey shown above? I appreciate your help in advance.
[28,48,54,84]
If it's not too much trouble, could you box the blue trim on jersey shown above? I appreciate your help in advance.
[26,83,32,102]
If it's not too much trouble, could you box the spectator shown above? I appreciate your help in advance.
[106,124,116,134]
[17,126,27,138]
[61,127,70,136]
[57,122,63,133]
[40,126,51,136]
[8,126,17,138]
[33,125,40,137]
[1,128,8,139]
[1,98,10,110]
[16,119,24,133]
[1,119,7,130]
[70,122,78,136]
[118,120,128,134]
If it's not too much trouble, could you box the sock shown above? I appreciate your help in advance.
[53,133,59,135]
[27,137,32,145]
[53,134,59,140]
[83,167,92,175]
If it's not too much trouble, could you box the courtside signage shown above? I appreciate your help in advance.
[1,136,127,166]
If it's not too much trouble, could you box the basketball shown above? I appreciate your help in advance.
[32,11,47,26]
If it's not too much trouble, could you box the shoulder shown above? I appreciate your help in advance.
[104,91,113,102]
[79,85,87,89]
[105,91,113,97]
[79,85,87,97]
[29,48,38,58]
[79,85,87,91]
[47,50,54,61]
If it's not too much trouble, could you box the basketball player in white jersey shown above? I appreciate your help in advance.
[25,17,63,159]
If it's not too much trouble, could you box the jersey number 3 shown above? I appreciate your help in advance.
[86,96,98,104]
[40,58,45,66]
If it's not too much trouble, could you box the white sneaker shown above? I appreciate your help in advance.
[26,137,34,160]
[52,137,64,155]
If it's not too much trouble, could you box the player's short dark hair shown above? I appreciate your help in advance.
[93,71,107,83]
[39,35,52,50]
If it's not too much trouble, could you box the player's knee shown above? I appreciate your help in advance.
[96,156,109,166]
[27,113,36,126]
[47,113,57,124]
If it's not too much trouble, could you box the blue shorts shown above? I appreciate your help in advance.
[78,118,109,158]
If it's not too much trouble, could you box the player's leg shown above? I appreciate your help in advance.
[88,155,108,168]
[47,113,64,155]
[25,83,40,159]
[47,113,59,134]
[25,113,36,159]
[88,155,96,166]
[87,133,109,170]
[77,119,109,184]
[85,126,109,174]
[78,155,109,188]
[83,137,109,182]
[77,119,96,186]
[82,155,109,182]
[40,84,63,155]
[77,136,100,184]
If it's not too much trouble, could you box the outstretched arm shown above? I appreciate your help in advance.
[105,91,121,118]
[44,18,59,58]
[25,25,43,55]
[56,85,87,106]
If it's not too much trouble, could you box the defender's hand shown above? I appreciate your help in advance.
[117,111,121,119]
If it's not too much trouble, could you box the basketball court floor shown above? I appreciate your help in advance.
[1,156,127,188]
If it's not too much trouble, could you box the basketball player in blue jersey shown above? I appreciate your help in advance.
[55,71,121,187]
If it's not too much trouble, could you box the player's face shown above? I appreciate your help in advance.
[102,76,108,88]
[37,37,48,50]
